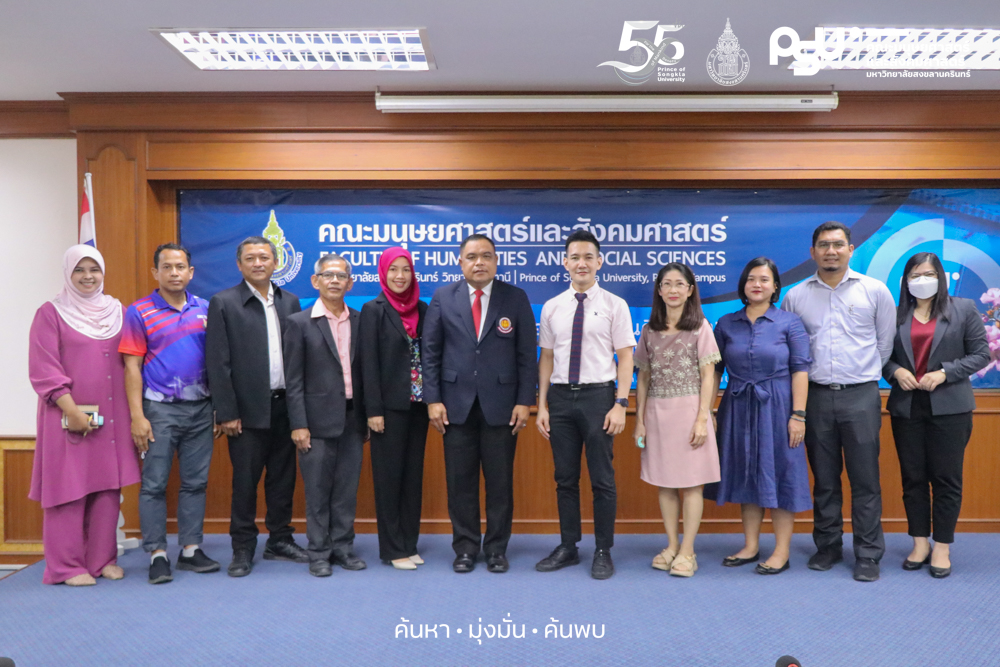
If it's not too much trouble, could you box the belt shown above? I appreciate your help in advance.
[271,389,286,399]
[809,381,872,391]
[345,398,354,411]
[553,381,615,391]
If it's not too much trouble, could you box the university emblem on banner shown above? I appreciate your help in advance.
[497,317,513,334]
[262,210,303,286]
[707,19,749,86]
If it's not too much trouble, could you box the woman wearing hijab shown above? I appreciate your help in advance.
[28,245,141,585]
[360,248,429,570]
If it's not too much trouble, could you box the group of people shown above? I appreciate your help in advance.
[27,220,989,587]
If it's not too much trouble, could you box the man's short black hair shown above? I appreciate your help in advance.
[236,236,278,262]
[153,243,191,268]
[811,221,851,247]
[459,233,496,254]
[565,228,600,254]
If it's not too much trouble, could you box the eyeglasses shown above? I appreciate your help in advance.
[815,241,848,250]
[316,271,350,282]
[660,281,690,290]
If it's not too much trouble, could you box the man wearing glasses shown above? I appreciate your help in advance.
[283,254,367,576]
[782,221,896,582]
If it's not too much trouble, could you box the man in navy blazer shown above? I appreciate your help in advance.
[423,234,538,573]
[283,254,367,577]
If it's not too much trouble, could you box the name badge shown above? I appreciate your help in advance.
[497,317,513,334]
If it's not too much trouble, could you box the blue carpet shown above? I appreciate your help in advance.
[2,532,999,666]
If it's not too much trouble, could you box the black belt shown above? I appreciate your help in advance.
[271,389,286,399]
[809,381,873,391]
[553,381,615,391]
[346,398,354,411]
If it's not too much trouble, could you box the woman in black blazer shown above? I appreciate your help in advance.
[360,248,430,570]
[883,252,990,578]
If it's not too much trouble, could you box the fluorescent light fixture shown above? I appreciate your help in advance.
[156,29,433,71]
[374,91,839,113]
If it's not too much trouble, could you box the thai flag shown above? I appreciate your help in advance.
[79,173,96,247]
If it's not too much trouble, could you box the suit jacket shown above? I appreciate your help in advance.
[283,305,365,439]
[359,292,428,416]
[422,279,538,426]
[206,281,300,429]
[882,297,990,418]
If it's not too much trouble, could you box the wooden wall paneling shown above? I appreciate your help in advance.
[141,131,1000,182]
[0,101,72,138]
[1,440,43,554]
[59,92,1000,133]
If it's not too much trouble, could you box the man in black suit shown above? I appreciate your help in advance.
[284,254,367,577]
[423,234,538,574]
[206,236,309,577]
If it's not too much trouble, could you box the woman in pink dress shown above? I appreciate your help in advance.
[28,245,141,585]
[633,263,721,577]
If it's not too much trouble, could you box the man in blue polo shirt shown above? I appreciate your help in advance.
[120,243,220,584]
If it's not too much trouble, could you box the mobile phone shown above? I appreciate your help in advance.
[637,436,645,449]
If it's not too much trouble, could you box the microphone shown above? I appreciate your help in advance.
[776,657,801,667]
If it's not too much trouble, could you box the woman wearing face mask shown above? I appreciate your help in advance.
[360,248,429,570]
[28,245,141,585]
[883,252,989,578]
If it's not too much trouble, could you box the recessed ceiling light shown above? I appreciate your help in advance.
[155,29,433,71]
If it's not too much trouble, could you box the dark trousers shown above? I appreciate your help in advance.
[227,392,297,552]
[805,381,885,560]
[548,384,617,550]
[371,402,429,561]
[891,391,972,544]
[443,398,517,557]
[298,407,364,562]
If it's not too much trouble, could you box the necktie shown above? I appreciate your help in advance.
[472,289,484,340]
[568,292,587,384]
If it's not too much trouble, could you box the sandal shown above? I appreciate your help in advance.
[652,548,677,571]
[100,564,124,580]
[669,553,698,578]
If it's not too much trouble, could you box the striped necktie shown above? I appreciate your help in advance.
[568,292,587,384]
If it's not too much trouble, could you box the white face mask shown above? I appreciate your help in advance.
[908,276,939,300]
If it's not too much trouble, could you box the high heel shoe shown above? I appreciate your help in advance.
[902,554,930,571]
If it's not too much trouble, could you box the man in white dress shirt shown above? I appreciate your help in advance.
[535,229,635,579]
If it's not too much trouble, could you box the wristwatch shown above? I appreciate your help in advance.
[615,398,629,408]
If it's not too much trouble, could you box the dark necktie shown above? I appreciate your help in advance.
[472,289,484,340]
[568,292,587,384]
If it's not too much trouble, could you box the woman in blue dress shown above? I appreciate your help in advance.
[711,257,812,574]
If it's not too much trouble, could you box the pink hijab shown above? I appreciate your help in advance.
[51,244,123,340]
[378,247,420,338]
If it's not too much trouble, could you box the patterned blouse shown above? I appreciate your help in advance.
[410,337,424,402]
[634,319,721,399]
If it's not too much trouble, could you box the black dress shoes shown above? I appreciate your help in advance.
[331,552,367,571]
[453,554,476,573]
[309,560,333,577]
[486,553,509,573]
[755,560,790,575]
[227,550,254,578]
[807,549,844,571]
[263,540,309,563]
[722,553,760,567]
[929,564,951,579]
[535,545,580,572]
[903,554,931,571]
[591,549,615,580]
[853,557,880,582]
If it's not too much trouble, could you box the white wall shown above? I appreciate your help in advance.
[0,139,77,435]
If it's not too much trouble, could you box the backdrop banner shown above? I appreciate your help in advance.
[180,188,1000,387]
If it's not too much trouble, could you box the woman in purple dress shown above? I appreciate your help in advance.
[711,257,812,575]
[28,245,141,585]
